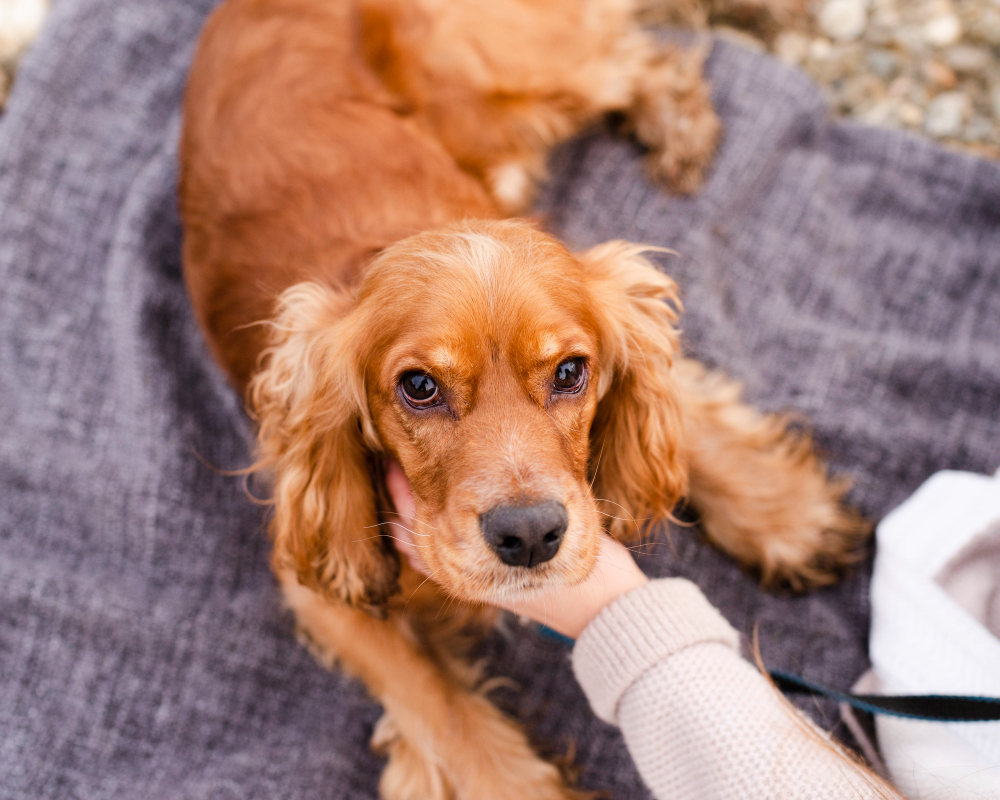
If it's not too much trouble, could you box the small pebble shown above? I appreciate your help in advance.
[923,59,957,88]
[922,0,952,16]
[969,9,1000,46]
[774,30,812,65]
[888,75,914,99]
[963,115,994,141]
[819,0,868,41]
[866,48,899,79]
[923,14,963,47]
[942,45,992,74]
[893,24,928,52]
[924,91,970,135]
[840,73,887,111]
[907,82,930,107]
[898,101,925,126]
[809,37,835,61]
[872,7,901,28]
[859,98,901,125]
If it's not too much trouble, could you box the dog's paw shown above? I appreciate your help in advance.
[374,714,454,800]
[638,88,720,194]
[372,709,590,800]
[752,499,871,592]
[630,46,721,195]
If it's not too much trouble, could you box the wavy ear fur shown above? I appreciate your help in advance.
[579,242,689,541]
[248,282,399,612]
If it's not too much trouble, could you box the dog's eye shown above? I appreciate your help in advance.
[400,371,439,407]
[553,358,586,393]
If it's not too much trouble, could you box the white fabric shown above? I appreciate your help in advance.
[866,468,1000,799]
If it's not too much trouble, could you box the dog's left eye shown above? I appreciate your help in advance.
[400,371,440,408]
[553,358,586,393]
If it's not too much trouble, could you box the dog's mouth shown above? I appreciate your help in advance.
[411,507,601,605]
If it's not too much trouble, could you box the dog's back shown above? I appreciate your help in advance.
[180,0,498,387]
[180,0,721,388]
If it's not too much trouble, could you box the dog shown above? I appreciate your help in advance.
[179,1,865,797]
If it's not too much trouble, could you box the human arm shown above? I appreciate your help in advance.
[385,461,898,800]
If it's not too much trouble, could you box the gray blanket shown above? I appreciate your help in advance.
[2,1,999,798]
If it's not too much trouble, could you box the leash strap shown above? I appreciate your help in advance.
[769,670,1000,723]
[539,624,1000,722]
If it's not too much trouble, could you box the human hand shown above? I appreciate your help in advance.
[385,460,648,639]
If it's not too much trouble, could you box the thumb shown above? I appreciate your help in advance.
[384,459,428,575]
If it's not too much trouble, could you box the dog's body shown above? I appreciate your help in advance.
[181,0,722,387]
[180,1,865,797]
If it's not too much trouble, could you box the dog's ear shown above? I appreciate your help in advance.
[577,242,689,541]
[249,282,399,612]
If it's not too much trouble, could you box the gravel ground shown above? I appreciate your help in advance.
[647,0,1000,158]
[2,0,999,159]
[774,0,1000,158]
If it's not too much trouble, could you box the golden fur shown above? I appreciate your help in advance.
[180,0,866,796]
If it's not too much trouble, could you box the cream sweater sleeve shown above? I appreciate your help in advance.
[571,579,884,800]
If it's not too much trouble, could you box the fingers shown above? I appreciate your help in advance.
[595,534,648,587]
[385,459,416,523]
[497,534,648,639]
[384,459,430,575]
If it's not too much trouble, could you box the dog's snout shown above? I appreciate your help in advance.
[480,501,568,568]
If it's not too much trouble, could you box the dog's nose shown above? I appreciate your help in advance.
[480,501,568,568]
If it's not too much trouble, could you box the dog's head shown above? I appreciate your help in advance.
[250,219,688,611]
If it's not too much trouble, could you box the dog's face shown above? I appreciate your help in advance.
[251,220,688,610]
[364,229,606,602]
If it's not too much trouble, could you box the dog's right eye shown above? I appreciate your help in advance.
[399,371,439,408]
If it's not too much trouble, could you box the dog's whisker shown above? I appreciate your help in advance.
[594,510,636,522]
[435,590,461,623]
[403,566,448,612]
[379,509,439,531]
[362,520,432,539]
[593,496,647,536]
[382,520,430,539]
[621,543,662,556]
[588,438,607,492]
[351,534,433,548]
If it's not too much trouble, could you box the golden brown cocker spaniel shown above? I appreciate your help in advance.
[179,1,865,797]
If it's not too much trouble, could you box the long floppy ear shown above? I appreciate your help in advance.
[578,242,689,541]
[248,282,399,612]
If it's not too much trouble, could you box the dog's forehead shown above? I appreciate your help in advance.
[365,226,596,347]
[362,228,600,383]
[381,293,593,375]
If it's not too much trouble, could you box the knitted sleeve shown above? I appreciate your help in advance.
[571,578,884,800]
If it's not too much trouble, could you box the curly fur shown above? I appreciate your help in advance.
[180,0,863,796]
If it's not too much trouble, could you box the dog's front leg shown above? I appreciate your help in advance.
[628,42,721,194]
[280,573,582,800]
[675,359,869,589]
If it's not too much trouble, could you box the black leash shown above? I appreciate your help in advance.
[538,624,1000,722]
[769,670,1000,723]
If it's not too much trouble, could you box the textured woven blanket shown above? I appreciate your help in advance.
[2,1,999,798]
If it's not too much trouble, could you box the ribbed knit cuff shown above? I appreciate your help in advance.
[571,578,741,725]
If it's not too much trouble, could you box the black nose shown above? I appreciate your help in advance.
[480,501,568,568]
